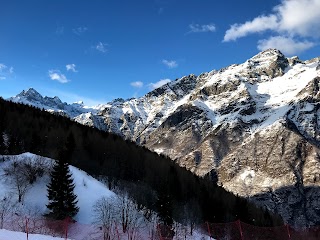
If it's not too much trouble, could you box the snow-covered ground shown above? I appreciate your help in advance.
[0,152,115,224]
[0,227,212,240]
[0,229,67,240]
[0,153,211,239]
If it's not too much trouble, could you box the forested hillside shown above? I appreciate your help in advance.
[0,98,283,226]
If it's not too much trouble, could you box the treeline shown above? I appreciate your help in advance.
[0,98,283,226]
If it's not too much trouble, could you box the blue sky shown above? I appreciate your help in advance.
[1,0,320,106]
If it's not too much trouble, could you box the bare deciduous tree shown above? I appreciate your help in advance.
[0,194,15,228]
[93,196,117,240]
[93,193,146,240]
[3,155,51,203]
[3,157,30,203]
[20,155,51,184]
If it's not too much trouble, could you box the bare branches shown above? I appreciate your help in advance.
[2,155,51,203]
[0,194,15,228]
[92,192,151,240]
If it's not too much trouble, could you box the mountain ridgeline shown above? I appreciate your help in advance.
[0,97,283,226]
[9,49,320,226]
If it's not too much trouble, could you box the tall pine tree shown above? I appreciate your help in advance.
[46,156,79,220]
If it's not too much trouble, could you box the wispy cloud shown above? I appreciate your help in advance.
[223,0,320,55]
[0,63,7,71]
[188,23,216,33]
[96,42,108,53]
[130,81,144,88]
[73,26,88,35]
[66,64,77,72]
[162,59,178,69]
[0,63,14,80]
[48,70,70,83]
[55,26,64,35]
[148,79,171,90]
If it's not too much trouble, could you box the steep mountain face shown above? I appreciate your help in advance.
[8,49,320,226]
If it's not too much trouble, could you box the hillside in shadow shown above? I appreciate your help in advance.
[252,184,320,227]
[0,98,283,226]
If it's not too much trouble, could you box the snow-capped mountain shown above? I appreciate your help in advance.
[9,88,104,119]
[8,49,320,226]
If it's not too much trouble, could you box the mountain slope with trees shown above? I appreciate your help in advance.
[0,97,282,227]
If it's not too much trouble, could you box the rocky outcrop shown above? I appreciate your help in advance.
[217,121,320,226]
[250,49,289,77]
[288,77,320,145]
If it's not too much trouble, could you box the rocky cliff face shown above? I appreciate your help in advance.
[9,49,320,226]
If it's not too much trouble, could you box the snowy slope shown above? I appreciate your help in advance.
[0,154,212,239]
[0,152,115,224]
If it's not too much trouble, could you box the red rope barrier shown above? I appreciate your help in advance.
[237,220,244,240]
[4,214,320,239]
[206,221,212,240]
[64,217,69,240]
[286,224,291,240]
[25,218,29,240]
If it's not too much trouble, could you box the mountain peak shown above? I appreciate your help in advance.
[251,49,284,61]
[20,88,42,97]
[17,88,43,102]
[244,49,288,78]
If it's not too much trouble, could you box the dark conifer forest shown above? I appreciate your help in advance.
[0,98,283,226]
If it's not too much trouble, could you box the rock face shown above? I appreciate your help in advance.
[8,49,320,226]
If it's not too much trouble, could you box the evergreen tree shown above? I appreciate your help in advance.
[156,190,175,239]
[46,156,79,220]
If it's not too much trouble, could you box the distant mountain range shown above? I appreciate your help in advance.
[8,49,320,226]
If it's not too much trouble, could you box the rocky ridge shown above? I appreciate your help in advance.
[8,49,320,226]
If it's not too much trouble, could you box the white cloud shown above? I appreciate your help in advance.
[275,0,320,37]
[9,67,14,74]
[149,79,171,90]
[224,0,320,41]
[130,81,144,88]
[162,59,178,69]
[48,70,70,83]
[66,64,77,72]
[224,15,278,42]
[73,26,88,35]
[96,42,108,53]
[189,23,216,33]
[0,63,7,71]
[257,36,315,56]
[0,76,5,80]
[223,0,320,55]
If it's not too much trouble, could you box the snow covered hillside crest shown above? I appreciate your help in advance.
[0,152,115,224]
[9,49,320,226]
